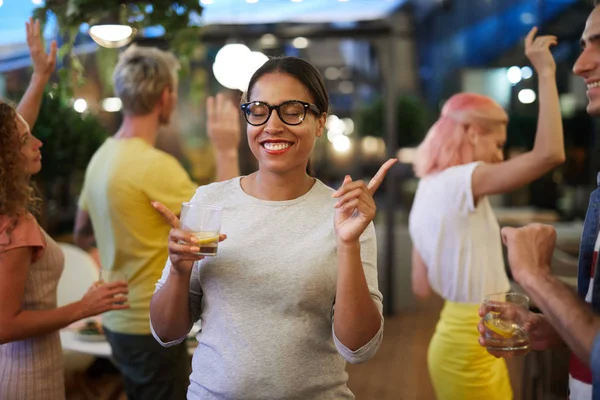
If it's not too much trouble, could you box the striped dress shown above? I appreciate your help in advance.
[0,214,65,399]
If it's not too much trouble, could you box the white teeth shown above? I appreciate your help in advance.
[263,142,291,151]
[588,82,600,89]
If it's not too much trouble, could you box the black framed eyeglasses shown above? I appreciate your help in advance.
[240,100,320,126]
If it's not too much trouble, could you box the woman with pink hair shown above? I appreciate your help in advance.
[409,27,565,399]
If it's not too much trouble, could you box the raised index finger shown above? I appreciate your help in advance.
[151,201,180,229]
[367,158,398,194]
[524,26,538,48]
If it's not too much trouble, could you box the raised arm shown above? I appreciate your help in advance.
[472,27,564,199]
[206,93,241,181]
[16,18,57,129]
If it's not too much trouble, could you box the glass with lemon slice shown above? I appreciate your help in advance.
[482,292,530,356]
[180,203,222,256]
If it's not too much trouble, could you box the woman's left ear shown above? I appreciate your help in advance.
[316,113,327,138]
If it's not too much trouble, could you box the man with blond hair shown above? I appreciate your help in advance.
[74,44,240,399]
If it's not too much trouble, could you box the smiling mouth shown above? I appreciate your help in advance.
[588,81,600,90]
[260,141,294,152]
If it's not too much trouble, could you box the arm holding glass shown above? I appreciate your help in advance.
[494,224,598,365]
[149,201,227,343]
[0,234,128,344]
[478,224,600,365]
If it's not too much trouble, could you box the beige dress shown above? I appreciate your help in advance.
[0,214,65,400]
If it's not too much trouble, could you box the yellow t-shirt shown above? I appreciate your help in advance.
[78,137,197,334]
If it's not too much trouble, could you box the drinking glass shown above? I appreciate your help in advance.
[180,203,222,256]
[100,269,127,283]
[482,292,530,356]
[99,269,128,305]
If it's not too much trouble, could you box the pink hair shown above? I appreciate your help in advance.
[413,93,508,178]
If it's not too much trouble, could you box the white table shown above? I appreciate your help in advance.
[60,330,198,357]
[60,330,113,358]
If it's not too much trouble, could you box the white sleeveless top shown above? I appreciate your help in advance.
[409,162,510,304]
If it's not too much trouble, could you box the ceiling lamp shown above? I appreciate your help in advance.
[89,24,137,48]
[212,43,269,91]
[213,43,251,90]
[212,48,269,91]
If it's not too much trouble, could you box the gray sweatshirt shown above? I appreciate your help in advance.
[151,177,383,399]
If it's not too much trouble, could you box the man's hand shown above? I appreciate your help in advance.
[501,223,556,286]
[478,306,563,356]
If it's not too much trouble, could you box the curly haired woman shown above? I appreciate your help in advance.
[0,19,129,400]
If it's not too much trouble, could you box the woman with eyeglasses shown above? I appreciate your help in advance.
[150,56,396,399]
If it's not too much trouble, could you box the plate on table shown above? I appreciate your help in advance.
[75,332,106,342]
[75,319,106,342]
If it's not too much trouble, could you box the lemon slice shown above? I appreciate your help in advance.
[484,318,515,338]
[193,234,219,245]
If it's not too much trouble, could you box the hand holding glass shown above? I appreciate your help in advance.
[99,269,128,305]
[180,203,222,256]
[482,292,530,356]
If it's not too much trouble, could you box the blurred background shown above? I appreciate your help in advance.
[0,0,595,398]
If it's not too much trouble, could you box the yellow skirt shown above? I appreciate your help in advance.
[428,301,513,400]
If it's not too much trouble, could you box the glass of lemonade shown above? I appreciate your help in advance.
[482,292,530,356]
[180,203,222,256]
